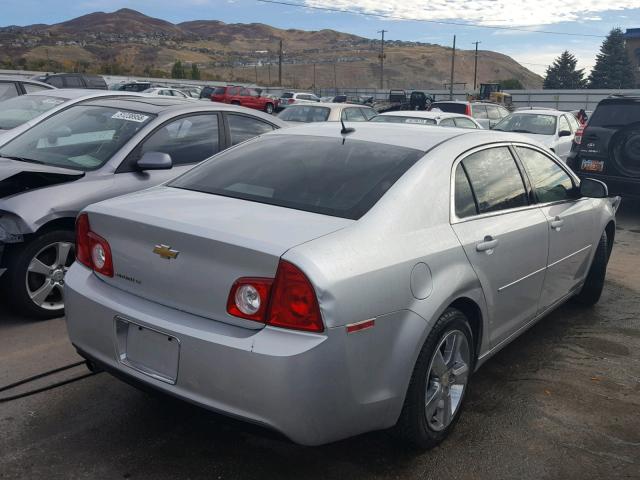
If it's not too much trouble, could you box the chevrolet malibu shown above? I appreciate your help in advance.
[65,123,617,448]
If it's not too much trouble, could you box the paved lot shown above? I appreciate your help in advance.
[1,201,639,480]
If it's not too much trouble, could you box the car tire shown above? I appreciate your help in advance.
[393,307,474,450]
[265,103,274,114]
[3,229,75,319]
[573,231,609,306]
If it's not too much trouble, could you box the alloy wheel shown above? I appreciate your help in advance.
[25,241,74,311]
[425,330,471,432]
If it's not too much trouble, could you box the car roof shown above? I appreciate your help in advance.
[380,111,463,119]
[0,76,54,88]
[510,109,564,116]
[287,102,370,108]
[22,89,142,100]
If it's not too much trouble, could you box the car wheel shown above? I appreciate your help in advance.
[393,307,474,449]
[265,103,274,114]
[573,231,609,306]
[4,230,75,319]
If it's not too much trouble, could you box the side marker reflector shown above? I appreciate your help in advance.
[346,319,375,334]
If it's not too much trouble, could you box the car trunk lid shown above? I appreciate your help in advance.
[85,186,353,329]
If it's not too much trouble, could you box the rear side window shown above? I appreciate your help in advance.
[361,108,377,120]
[486,105,501,120]
[462,147,528,214]
[454,117,478,129]
[589,102,640,127]
[23,83,50,93]
[558,115,571,133]
[65,76,84,88]
[472,105,488,119]
[516,147,575,203]
[85,76,106,89]
[439,118,456,127]
[432,102,466,114]
[342,108,367,122]
[227,114,275,145]
[213,87,226,95]
[0,82,19,101]
[454,164,477,218]
[169,135,424,220]
[47,76,64,88]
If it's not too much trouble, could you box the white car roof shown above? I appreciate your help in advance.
[380,111,466,120]
[510,109,565,116]
[21,89,138,100]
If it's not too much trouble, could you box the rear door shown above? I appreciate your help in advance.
[514,145,597,310]
[451,145,549,346]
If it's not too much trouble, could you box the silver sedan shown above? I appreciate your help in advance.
[65,123,617,448]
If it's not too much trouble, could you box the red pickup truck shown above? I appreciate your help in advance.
[211,86,278,114]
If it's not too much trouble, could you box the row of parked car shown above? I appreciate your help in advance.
[0,73,633,450]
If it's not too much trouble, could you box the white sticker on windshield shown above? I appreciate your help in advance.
[405,118,430,124]
[111,111,149,123]
[42,98,65,105]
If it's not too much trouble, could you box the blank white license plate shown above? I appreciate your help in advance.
[581,159,604,172]
[115,317,180,384]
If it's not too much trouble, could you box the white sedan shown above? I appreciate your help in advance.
[142,87,195,100]
[492,110,580,162]
[371,111,483,129]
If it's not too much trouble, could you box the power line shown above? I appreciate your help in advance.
[257,0,606,38]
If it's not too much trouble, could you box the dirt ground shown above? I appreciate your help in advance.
[1,201,639,480]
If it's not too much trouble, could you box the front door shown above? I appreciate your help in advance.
[514,146,598,310]
[451,146,549,346]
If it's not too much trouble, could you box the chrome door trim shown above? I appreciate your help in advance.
[548,244,592,268]
[497,266,547,292]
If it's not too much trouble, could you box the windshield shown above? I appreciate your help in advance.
[0,95,67,130]
[281,92,294,98]
[370,115,437,125]
[493,114,557,135]
[169,135,423,220]
[432,103,467,114]
[278,105,330,122]
[0,105,154,170]
[588,103,640,128]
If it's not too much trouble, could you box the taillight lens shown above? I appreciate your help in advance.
[75,213,113,277]
[226,260,324,333]
[574,125,584,145]
[227,278,273,322]
[267,261,323,333]
[288,98,295,104]
[465,104,471,116]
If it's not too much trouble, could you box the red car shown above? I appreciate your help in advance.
[211,85,278,114]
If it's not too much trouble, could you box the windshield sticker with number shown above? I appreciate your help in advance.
[111,111,150,123]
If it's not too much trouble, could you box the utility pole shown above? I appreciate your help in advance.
[449,35,456,100]
[278,39,283,86]
[333,61,337,93]
[472,41,481,91]
[268,63,271,85]
[254,64,258,84]
[378,30,387,90]
[313,63,316,92]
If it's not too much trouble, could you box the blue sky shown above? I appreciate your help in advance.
[1,0,639,75]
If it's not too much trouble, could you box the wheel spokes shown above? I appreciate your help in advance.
[425,383,442,419]
[28,258,52,276]
[431,350,448,376]
[55,242,73,267]
[29,281,55,306]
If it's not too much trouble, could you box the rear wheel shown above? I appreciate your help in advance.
[394,308,474,449]
[573,231,609,306]
[4,230,75,319]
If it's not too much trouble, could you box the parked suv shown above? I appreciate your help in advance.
[430,101,510,129]
[567,96,640,198]
[33,73,107,90]
[211,86,278,114]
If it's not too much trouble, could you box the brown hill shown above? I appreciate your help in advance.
[0,8,543,89]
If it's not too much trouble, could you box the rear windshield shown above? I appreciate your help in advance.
[370,115,436,125]
[169,135,424,220]
[278,106,330,122]
[281,92,294,98]
[213,87,226,95]
[588,103,640,128]
[432,102,467,114]
[493,113,557,135]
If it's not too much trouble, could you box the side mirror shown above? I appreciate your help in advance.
[559,130,572,137]
[580,178,608,198]
[136,151,173,171]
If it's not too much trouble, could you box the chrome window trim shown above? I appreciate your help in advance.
[450,141,584,225]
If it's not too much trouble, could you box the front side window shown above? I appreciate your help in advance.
[0,94,66,130]
[169,135,424,220]
[341,108,367,122]
[462,147,528,214]
[0,105,154,170]
[227,114,275,145]
[139,114,219,166]
[0,82,19,101]
[278,105,330,123]
[516,147,575,203]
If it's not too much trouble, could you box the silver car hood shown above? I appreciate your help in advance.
[0,157,84,199]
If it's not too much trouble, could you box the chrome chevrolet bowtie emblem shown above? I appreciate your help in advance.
[153,244,179,260]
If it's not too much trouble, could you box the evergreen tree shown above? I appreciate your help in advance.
[171,60,185,79]
[543,51,586,89]
[190,63,201,80]
[588,28,634,89]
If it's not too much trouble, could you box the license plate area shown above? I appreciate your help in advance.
[114,316,180,384]
[581,159,604,172]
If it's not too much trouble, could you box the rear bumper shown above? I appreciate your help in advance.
[64,264,424,445]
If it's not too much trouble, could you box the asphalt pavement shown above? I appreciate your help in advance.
[1,201,639,480]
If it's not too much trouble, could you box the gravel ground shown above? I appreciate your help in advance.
[1,201,639,480]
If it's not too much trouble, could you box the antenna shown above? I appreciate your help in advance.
[340,117,355,135]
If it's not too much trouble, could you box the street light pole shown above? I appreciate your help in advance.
[472,41,481,91]
[378,30,387,90]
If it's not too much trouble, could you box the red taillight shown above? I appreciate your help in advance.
[465,104,471,116]
[267,260,323,333]
[574,125,584,145]
[288,98,295,104]
[227,278,273,322]
[75,213,113,277]
[226,260,324,333]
